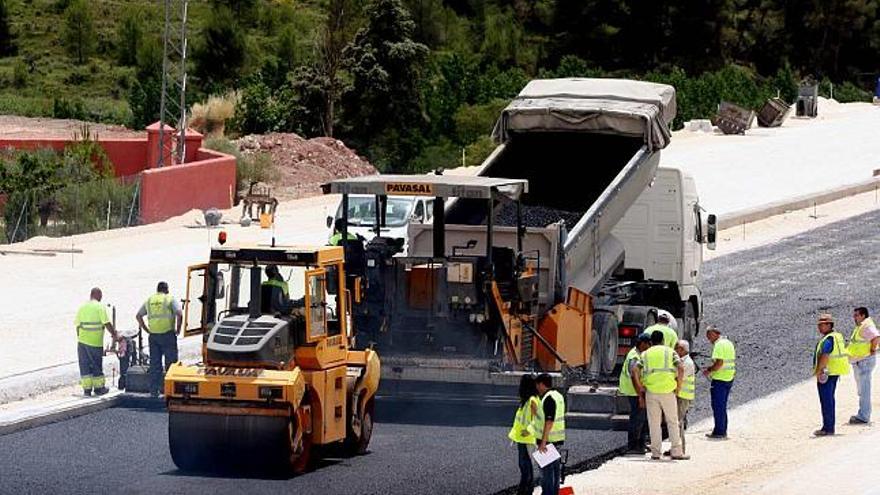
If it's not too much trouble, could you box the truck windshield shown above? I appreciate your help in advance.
[341,197,414,227]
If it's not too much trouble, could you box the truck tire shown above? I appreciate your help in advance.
[592,311,619,377]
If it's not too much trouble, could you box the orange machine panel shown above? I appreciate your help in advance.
[407,264,440,310]
[536,288,593,371]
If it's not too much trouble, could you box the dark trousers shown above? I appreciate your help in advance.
[77,343,104,391]
[818,375,839,433]
[627,396,647,449]
[710,379,733,436]
[539,442,562,495]
[148,332,178,395]
[516,443,533,494]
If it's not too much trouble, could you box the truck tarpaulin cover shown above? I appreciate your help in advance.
[491,78,677,151]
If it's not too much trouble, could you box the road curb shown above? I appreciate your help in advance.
[0,392,122,437]
[719,176,880,230]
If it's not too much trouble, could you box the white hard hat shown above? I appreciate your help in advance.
[657,309,678,330]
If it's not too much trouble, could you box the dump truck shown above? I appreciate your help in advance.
[324,78,716,428]
[165,244,380,472]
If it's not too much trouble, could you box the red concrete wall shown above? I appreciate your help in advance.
[0,138,148,177]
[139,150,236,223]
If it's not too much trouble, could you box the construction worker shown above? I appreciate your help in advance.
[621,332,651,454]
[136,281,182,398]
[638,330,688,460]
[508,374,540,495]
[675,340,696,454]
[329,218,358,246]
[645,313,678,349]
[846,307,879,425]
[531,373,565,495]
[74,287,118,397]
[814,313,851,436]
[262,264,291,313]
[703,325,736,439]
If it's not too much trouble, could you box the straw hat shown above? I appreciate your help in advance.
[817,313,834,325]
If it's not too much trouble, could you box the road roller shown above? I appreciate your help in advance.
[165,243,380,473]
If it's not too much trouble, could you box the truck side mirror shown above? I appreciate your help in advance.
[326,215,334,229]
[707,214,717,250]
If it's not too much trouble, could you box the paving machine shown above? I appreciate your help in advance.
[321,175,587,402]
[165,243,380,473]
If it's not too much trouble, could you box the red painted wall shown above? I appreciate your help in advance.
[139,150,236,223]
[0,138,148,177]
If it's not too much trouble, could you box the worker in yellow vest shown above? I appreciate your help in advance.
[814,313,852,436]
[508,375,540,495]
[531,373,565,495]
[74,288,119,396]
[621,332,652,454]
[645,313,678,349]
[136,281,182,398]
[675,340,696,454]
[638,330,688,460]
[846,307,879,425]
[703,325,736,439]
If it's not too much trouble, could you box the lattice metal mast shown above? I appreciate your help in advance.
[158,0,189,166]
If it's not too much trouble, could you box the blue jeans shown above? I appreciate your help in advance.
[817,375,839,433]
[516,443,534,494]
[627,396,647,449]
[710,379,733,436]
[539,444,562,495]
[148,332,178,395]
[852,355,876,422]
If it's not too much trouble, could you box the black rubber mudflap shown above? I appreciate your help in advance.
[169,412,292,473]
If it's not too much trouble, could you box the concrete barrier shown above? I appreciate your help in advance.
[719,176,880,230]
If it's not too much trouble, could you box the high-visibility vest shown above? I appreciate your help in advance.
[146,293,175,334]
[262,279,289,296]
[710,337,736,382]
[641,345,678,394]
[329,232,358,246]
[619,347,640,397]
[847,318,875,358]
[530,390,566,443]
[75,300,108,348]
[815,332,852,376]
[508,396,540,444]
[645,324,677,349]
[677,355,696,400]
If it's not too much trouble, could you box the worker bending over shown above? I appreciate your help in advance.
[75,287,119,396]
[645,313,678,349]
[136,281,182,398]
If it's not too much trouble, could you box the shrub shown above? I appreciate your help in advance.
[12,59,27,88]
[204,137,279,193]
[190,92,239,137]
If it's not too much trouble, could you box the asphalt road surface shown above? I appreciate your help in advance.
[2,210,879,495]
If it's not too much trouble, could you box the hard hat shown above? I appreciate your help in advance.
[817,313,834,325]
[657,309,678,330]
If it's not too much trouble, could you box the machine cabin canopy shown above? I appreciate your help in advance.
[322,175,530,262]
[321,174,528,201]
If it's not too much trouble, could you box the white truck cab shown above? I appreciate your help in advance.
[327,194,434,246]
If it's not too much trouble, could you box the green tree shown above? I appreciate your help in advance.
[343,0,429,170]
[192,5,247,92]
[115,8,144,67]
[127,37,164,129]
[0,0,15,56]
[62,0,96,64]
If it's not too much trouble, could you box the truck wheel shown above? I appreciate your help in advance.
[344,397,374,456]
[682,301,697,345]
[591,311,619,377]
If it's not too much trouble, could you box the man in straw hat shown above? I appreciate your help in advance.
[814,313,851,436]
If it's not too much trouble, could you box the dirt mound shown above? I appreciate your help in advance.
[236,133,377,200]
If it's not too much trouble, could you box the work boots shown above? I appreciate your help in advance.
[93,387,109,396]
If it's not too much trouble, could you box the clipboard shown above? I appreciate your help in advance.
[532,444,561,468]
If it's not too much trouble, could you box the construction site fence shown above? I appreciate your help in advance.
[0,176,140,245]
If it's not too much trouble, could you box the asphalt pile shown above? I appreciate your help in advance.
[494,202,584,229]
